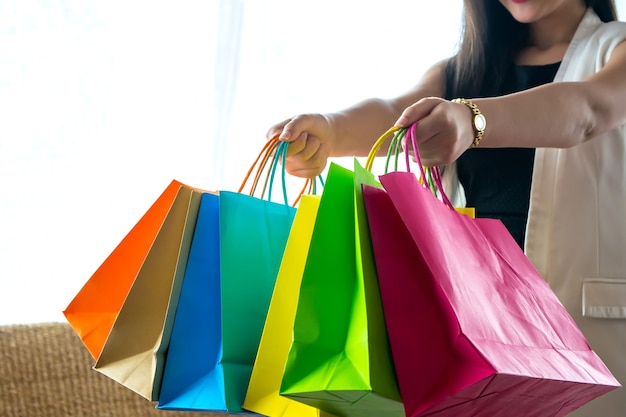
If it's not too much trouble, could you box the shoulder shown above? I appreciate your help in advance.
[568,19,626,68]
[568,9,626,51]
[585,20,626,46]
[595,19,626,33]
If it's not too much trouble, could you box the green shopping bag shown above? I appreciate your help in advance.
[279,160,403,417]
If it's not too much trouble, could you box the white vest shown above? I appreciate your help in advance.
[445,9,626,416]
[528,10,626,417]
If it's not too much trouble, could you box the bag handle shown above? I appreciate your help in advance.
[292,174,325,206]
[239,137,280,196]
[365,126,400,171]
[239,137,324,207]
[365,123,454,209]
[406,123,454,209]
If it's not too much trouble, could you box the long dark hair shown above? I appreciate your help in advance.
[444,0,618,99]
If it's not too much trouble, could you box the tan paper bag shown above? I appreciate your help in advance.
[93,185,202,400]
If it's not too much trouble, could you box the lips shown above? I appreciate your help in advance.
[511,0,528,3]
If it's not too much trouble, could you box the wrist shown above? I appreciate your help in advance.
[321,113,339,156]
[451,98,486,148]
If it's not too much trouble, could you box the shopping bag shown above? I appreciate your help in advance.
[361,125,620,416]
[154,191,221,408]
[279,161,404,417]
[156,141,297,412]
[63,180,183,359]
[93,183,204,400]
[243,194,328,417]
[67,138,295,403]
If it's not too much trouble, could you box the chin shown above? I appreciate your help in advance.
[509,13,540,24]
[500,1,542,23]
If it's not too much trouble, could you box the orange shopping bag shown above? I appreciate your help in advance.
[63,181,184,359]
[63,138,283,362]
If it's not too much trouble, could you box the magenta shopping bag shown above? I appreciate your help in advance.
[360,125,620,417]
[362,175,620,416]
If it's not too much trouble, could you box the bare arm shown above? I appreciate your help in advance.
[397,40,626,166]
[328,60,446,157]
[476,40,626,148]
[270,60,446,176]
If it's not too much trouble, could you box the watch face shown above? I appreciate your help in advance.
[474,114,486,131]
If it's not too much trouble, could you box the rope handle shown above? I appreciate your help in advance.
[406,123,453,209]
[364,123,454,208]
[238,137,324,206]
[364,126,401,171]
[238,137,279,195]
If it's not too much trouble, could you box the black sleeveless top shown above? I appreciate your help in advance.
[455,62,560,248]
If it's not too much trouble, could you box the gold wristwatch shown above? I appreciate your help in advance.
[452,98,486,148]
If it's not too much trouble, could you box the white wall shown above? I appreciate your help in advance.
[1,1,624,325]
[0,0,462,324]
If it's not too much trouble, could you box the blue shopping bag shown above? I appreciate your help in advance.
[158,143,297,413]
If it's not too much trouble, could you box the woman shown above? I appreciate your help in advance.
[268,0,626,415]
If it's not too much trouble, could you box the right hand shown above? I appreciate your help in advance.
[267,113,335,178]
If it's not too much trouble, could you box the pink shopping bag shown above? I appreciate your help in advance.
[360,125,620,417]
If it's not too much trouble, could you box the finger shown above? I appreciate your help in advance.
[419,131,462,167]
[403,117,450,166]
[289,136,320,161]
[285,160,327,178]
[412,116,438,145]
[416,135,443,165]
[278,114,317,142]
[284,131,308,157]
[284,145,328,178]
[401,118,435,156]
[395,97,444,127]
[266,118,292,141]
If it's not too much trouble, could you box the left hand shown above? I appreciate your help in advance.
[395,97,476,166]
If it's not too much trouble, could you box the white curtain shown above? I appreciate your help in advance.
[0,0,531,325]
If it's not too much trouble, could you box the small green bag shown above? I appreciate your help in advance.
[280,160,403,417]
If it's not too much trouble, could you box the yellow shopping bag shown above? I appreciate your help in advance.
[243,194,330,417]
